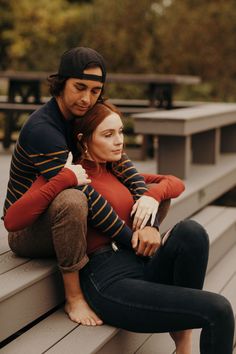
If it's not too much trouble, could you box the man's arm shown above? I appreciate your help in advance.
[111,153,148,201]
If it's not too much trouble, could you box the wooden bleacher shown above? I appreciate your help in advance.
[1,108,236,353]
[133,102,236,178]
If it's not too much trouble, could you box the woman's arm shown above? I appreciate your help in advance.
[131,173,184,230]
[142,173,185,202]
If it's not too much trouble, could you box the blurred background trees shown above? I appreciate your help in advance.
[1,0,236,101]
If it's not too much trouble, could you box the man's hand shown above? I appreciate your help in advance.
[131,226,161,257]
[65,152,91,186]
[131,195,159,231]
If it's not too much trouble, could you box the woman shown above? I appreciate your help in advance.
[5,101,234,354]
[71,101,234,354]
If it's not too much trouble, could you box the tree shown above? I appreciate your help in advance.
[1,0,84,70]
[155,0,236,100]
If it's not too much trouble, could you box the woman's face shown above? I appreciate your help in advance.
[87,112,124,162]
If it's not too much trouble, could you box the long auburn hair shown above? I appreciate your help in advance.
[72,100,123,163]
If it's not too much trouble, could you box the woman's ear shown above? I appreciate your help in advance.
[77,133,83,141]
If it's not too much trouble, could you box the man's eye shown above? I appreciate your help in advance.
[92,89,101,95]
[105,133,112,137]
[75,86,83,91]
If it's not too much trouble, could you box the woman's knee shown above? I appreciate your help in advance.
[173,219,209,251]
[209,293,234,329]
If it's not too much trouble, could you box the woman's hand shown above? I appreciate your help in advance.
[131,226,161,257]
[65,152,91,186]
[131,195,159,231]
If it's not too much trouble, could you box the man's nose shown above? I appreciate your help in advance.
[81,90,91,104]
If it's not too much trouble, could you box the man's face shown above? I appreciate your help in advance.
[58,67,103,119]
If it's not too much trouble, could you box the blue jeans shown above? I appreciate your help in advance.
[80,220,234,354]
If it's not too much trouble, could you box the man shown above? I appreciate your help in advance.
[3,47,162,325]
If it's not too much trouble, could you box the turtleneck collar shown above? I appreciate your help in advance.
[81,159,110,175]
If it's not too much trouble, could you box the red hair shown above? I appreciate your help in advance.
[72,101,122,161]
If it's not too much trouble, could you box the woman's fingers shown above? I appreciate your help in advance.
[132,195,159,230]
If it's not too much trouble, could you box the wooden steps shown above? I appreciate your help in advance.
[1,205,236,353]
[1,146,236,353]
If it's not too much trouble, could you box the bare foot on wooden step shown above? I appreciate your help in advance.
[65,296,103,326]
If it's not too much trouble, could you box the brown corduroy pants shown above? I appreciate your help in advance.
[8,189,89,273]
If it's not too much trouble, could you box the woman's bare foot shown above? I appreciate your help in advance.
[65,296,103,326]
[170,329,192,354]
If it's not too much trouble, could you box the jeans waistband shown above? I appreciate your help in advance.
[89,242,120,258]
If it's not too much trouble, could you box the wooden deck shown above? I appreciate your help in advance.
[1,146,236,353]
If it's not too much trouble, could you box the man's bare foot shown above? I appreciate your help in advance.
[65,296,103,326]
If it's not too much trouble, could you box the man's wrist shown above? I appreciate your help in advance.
[146,214,160,231]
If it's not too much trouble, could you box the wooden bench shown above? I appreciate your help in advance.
[0,101,152,150]
[0,102,42,148]
[133,103,236,178]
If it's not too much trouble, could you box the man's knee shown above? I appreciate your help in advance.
[49,188,88,220]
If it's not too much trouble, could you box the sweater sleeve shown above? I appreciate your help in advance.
[111,153,148,201]
[142,173,185,202]
[4,168,78,232]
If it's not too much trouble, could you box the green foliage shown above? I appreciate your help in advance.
[155,0,236,100]
[1,0,236,101]
[1,0,85,70]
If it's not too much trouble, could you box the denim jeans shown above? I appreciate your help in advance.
[80,220,234,354]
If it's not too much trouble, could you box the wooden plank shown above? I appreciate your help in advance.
[45,324,119,354]
[135,333,175,354]
[0,309,77,354]
[190,205,224,225]
[161,153,236,233]
[158,134,191,178]
[192,128,220,164]
[205,244,236,293]
[97,331,151,354]
[0,259,57,301]
[133,103,236,136]
[0,236,9,254]
[191,205,236,272]
[0,269,64,342]
[221,124,236,152]
[0,102,41,112]
[0,251,29,274]
[204,208,236,271]
[107,73,201,85]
